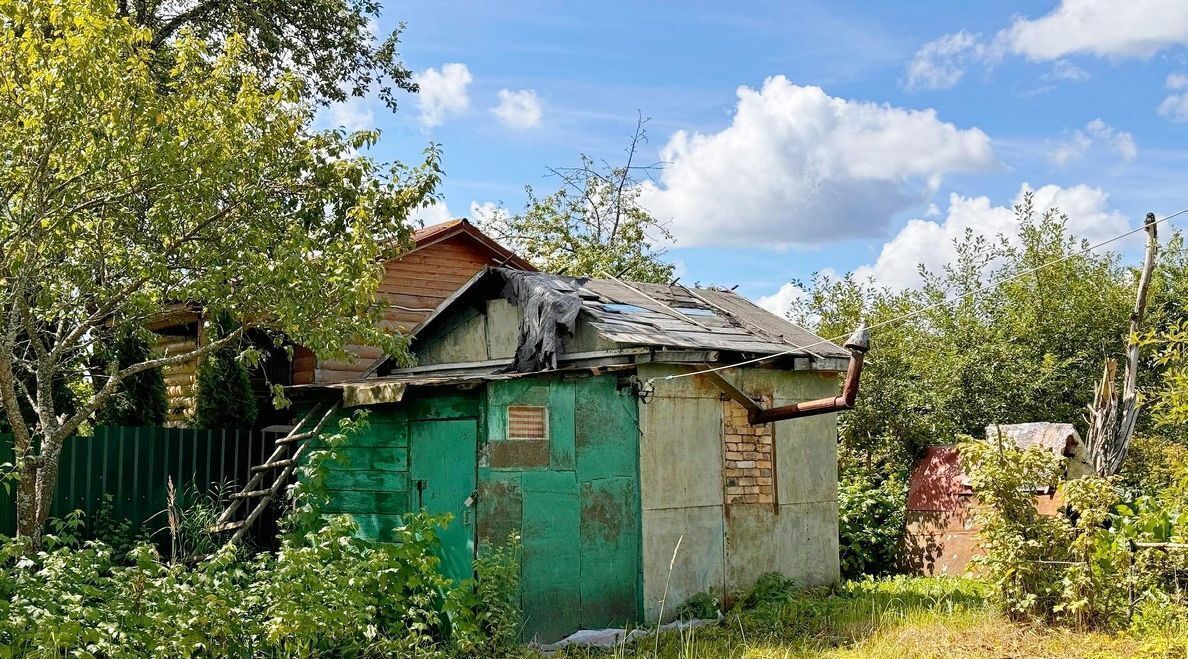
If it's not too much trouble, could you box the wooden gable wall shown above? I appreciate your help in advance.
[294,233,519,385]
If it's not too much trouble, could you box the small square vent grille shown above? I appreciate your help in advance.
[508,405,548,440]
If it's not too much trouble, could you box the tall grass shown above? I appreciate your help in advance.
[555,576,1166,658]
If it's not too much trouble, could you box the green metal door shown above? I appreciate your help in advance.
[409,418,477,584]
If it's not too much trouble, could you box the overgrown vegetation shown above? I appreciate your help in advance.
[961,433,1188,636]
[0,414,526,657]
[195,318,258,430]
[93,331,168,427]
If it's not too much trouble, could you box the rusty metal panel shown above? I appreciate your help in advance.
[575,375,641,628]
[487,439,550,469]
[477,374,643,641]
[580,478,641,628]
[477,472,522,545]
[906,445,968,513]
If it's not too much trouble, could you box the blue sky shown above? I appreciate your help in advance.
[323,1,1188,312]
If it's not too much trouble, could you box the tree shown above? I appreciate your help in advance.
[118,0,417,111]
[789,194,1134,475]
[479,118,676,283]
[93,330,168,427]
[0,0,441,543]
[195,346,257,430]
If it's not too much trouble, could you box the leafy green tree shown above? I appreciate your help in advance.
[479,118,676,283]
[118,0,416,111]
[93,331,167,427]
[0,0,440,542]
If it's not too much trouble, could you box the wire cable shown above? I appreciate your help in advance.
[662,207,1188,382]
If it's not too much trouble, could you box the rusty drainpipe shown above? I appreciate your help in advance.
[748,324,870,424]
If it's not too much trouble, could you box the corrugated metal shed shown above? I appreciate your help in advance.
[985,422,1080,455]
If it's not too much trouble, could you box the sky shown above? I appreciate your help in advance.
[320,1,1188,314]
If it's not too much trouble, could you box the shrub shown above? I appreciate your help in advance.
[677,590,721,620]
[963,431,1188,631]
[452,532,527,657]
[0,410,527,657]
[960,432,1067,621]
[837,471,907,579]
[94,331,167,427]
[194,317,257,430]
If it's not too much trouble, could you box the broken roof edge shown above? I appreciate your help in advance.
[361,266,849,378]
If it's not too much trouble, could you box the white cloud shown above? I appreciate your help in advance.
[468,201,510,225]
[1050,131,1093,167]
[756,282,805,317]
[904,31,994,91]
[491,89,543,129]
[856,183,1129,289]
[906,1,1188,89]
[1049,119,1137,166]
[409,202,455,226]
[324,98,375,133]
[1004,0,1188,60]
[1159,73,1188,121]
[638,76,996,249]
[413,63,472,127]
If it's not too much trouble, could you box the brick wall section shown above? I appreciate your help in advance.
[723,398,774,504]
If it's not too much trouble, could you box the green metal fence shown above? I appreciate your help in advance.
[0,426,281,540]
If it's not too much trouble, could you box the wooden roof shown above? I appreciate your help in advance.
[409,219,535,271]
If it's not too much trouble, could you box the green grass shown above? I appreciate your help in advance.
[552,576,1187,658]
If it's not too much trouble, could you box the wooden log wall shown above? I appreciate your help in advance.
[157,335,199,425]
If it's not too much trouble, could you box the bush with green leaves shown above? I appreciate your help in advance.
[960,433,1068,621]
[837,471,907,579]
[962,432,1188,631]
[194,319,258,430]
[94,331,168,427]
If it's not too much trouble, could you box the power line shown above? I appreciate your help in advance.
[663,207,1188,382]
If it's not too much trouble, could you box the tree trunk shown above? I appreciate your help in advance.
[14,452,38,539]
[1086,213,1158,476]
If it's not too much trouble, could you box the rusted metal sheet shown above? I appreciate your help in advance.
[906,446,969,513]
[487,439,549,468]
[478,374,642,643]
[904,444,1070,575]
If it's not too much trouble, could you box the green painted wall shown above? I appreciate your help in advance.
[477,373,642,643]
[320,392,479,543]
[321,378,641,644]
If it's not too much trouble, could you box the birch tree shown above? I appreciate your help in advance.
[0,0,440,543]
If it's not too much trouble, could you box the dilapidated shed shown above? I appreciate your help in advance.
[904,423,1092,575]
[289,267,865,642]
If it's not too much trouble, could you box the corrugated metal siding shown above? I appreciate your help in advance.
[1,427,280,541]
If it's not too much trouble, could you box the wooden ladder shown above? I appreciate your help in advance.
[212,401,339,544]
